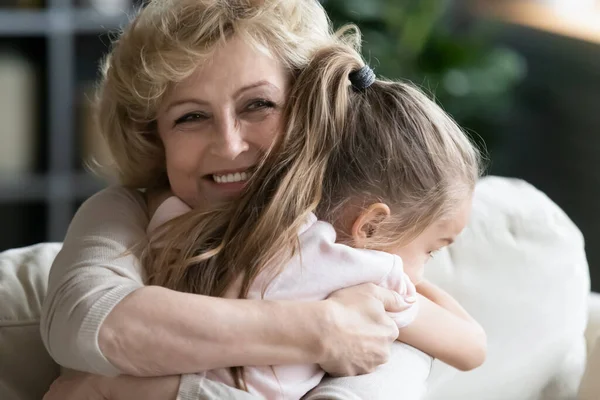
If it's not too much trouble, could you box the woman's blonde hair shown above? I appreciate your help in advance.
[145,28,481,361]
[97,0,333,188]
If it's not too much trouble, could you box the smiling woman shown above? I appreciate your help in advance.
[156,36,289,208]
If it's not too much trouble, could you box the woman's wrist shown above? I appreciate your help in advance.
[292,300,331,364]
[233,298,329,366]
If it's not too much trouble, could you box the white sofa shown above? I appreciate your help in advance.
[0,176,598,400]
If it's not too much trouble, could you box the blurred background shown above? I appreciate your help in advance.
[0,0,598,290]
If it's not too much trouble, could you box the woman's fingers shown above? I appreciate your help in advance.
[318,283,412,376]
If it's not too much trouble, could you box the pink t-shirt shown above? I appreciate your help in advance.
[148,196,418,400]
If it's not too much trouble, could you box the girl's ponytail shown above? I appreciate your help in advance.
[218,38,369,295]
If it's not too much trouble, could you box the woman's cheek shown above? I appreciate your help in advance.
[164,143,204,205]
[253,114,284,149]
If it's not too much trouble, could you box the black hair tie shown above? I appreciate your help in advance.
[349,65,375,91]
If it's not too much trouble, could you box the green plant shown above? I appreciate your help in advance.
[323,0,526,149]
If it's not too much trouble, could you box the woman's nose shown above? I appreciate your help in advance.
[210,117,249,160]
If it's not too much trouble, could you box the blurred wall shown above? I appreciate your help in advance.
[486,23,600,291]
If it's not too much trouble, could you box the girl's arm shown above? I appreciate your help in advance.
[397,280,487,371]
[415,279,479,324]
[40,186,405,378]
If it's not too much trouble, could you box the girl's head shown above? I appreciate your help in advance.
[223,42,480,284]
[97,0,333,206]
[294,50,481,283]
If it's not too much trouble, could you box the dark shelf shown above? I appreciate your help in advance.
[0,0,128,246]
[0,174,47,202]
[72,9,131,33]
[0,173,107,202]
[0,10,49,36]
[0,9,130,37]
[0,202,46,252]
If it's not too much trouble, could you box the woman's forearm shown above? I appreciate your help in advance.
[99,286,325,377]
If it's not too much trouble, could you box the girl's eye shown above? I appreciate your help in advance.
[428,250,439,259]
[174,112,208,125]
[246,99,276,111]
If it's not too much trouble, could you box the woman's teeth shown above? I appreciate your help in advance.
[213,172,250,184]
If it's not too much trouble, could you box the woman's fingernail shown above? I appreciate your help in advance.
[405,296,417,303]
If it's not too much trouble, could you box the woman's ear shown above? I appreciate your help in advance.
[351,203,391,248]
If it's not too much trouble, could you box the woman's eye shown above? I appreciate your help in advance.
[174,112,208,125]
[246,99,275,111]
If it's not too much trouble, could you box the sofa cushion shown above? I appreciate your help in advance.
[0,177,591,400]
[424,177,590,400]
[0,243,62,400]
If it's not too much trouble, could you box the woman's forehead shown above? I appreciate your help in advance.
[162,36,289,106]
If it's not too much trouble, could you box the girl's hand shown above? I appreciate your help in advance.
[43,373,109,400]
[318,283,414,376]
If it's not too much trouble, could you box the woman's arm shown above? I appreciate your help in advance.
[101,287,326,375]
[103,283,406,377]
[397,280,487,371]
[41,186,405,377]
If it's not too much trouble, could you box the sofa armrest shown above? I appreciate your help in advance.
[578,293,600,399]
[585,292,600,353]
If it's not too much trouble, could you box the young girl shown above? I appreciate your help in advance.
[143,37,485,399]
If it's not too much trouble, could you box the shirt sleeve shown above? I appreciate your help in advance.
[147,196,192,235]
[379,256,419,329]
[178,374,260,400]
[302,342,431,400]
[40,186,150,376]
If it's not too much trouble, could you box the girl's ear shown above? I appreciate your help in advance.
[351,203,391,248]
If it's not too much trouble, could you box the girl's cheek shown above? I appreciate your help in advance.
[403,259,425,284]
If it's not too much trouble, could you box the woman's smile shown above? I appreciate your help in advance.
[200,167,255,196]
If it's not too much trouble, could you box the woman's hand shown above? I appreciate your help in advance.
[318,283,414,376]
[43,372,109,400]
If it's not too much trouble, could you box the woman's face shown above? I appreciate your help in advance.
[156,36,289,208]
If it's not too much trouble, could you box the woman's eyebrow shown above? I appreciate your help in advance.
[164,81,280,113]
[165,99,209,113]
[234,80,280,97]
